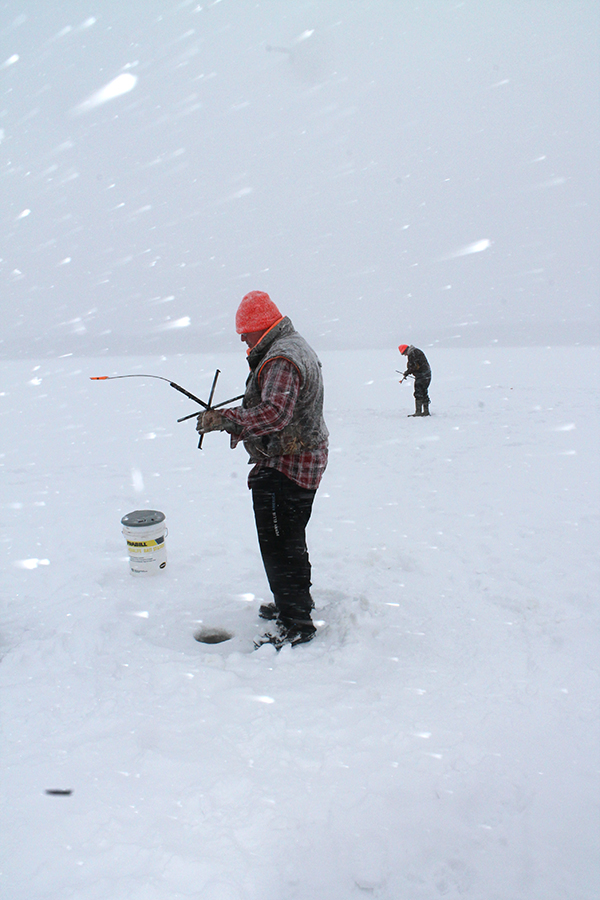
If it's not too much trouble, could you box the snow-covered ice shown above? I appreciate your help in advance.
[1,347,598,899]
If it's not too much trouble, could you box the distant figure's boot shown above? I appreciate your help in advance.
[409,401,422,417]
[421,401,430,416]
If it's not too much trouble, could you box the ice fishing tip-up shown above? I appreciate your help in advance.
[90,369,244,449]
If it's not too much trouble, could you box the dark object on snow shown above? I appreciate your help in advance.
[194,627,233,644]
[399,345,431,416]
[45,789,72,796]
[254,618,317,650]
[259,602,278,620]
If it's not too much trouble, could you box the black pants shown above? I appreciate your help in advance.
[250,467,316,625]
[414,373,431,403]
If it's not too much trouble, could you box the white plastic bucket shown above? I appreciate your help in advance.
[121,509,167,576]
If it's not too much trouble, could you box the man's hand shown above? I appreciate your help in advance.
[196,410,227,433]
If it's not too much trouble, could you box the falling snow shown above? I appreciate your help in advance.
[0,2,598,896]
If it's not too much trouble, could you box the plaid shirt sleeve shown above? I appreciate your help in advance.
[220,357,328,490]
[219,358,300,445]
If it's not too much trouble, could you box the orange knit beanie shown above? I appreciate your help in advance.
[235,291,282,334]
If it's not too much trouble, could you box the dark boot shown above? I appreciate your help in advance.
[258,602,278,620]
[421,401,430,416]
[409,400,422,417]
[254,617,316,650]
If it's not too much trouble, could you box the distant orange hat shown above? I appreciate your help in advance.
[235,291,282,334]
[398,344,409,354]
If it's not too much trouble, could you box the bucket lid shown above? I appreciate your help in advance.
[121,509,166,527]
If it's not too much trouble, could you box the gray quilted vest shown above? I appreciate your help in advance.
[242,317,329,460]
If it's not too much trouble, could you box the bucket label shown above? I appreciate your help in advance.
[126,536,165,548]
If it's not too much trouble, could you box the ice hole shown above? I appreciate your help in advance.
[194,627,233,644]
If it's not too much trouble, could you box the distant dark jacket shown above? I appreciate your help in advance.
[404,346,431,377]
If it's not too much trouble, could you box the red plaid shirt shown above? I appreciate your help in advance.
[220,358,328,490]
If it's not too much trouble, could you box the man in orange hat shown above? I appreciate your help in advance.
[398,344,431,416]
[197,291,329,649]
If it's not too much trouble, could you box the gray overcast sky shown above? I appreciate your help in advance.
[1,0,598,356]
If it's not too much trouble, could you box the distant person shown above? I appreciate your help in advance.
[196,291,329,649]
[398,344,431,416]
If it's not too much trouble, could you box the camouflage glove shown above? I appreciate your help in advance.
[196,410,227,433]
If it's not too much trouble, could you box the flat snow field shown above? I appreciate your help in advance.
[1,347,598,900]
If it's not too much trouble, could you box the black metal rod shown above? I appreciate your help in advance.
[198,369,220,450]
[213,393,245,410]
[206,369,220,407]
[177,393,244,423]
[168,381,209,409]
